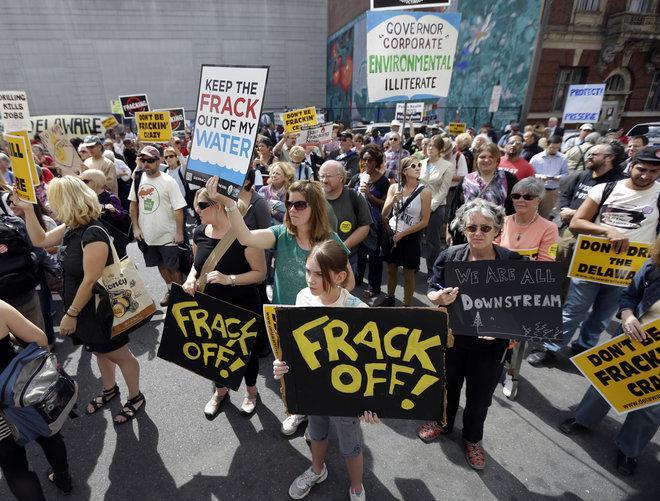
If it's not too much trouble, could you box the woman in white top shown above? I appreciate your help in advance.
[381,156,431,306]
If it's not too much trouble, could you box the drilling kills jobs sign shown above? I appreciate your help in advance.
[186,65,269,199]
[157,285,261,391]
[265,305,449,420]
[366,11,460,103]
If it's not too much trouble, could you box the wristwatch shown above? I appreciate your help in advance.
[230,274,237,286]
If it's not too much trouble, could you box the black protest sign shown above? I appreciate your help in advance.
[157,284,261,391]
[445,260,562,342]
[119,94,150,118]
[158,107,186,132]
[273,306,448,420]
[370,0,449,11]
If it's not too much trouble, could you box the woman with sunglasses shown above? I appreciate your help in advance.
[418,199,522,470]
[381,157,431,306]
[182,188,267,418]
[494,177,559,399]
[205,176,355,435]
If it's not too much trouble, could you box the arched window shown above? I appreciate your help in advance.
[606,74,625,92]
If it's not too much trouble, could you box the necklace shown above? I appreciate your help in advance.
[513,212,538,241]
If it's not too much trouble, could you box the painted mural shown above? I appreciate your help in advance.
[326,26,354,126]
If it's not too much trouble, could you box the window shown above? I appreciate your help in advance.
[628,0,652,13]
[575,0,600,11]
[645,71,660,111]
[606,74,626,93]
[551,68,586,111]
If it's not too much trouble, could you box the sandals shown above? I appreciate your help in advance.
[86,384,120,415]
[417,421,450,443]
[204,391,229,420]
[47,469,73,494]
[114,392,146,425]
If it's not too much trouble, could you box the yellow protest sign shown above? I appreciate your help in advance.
[568,235,650,287]
[135,111,172,143]
[110,99,123,115]
[447,122,466,134]
[571,318,660,414]
[282,107,317,134]
[5,131,38,203]
[101,116,119,129]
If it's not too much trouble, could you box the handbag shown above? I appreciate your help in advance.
[88,226,157,337]
[381,184,425,255]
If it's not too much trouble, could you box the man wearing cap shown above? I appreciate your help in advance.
[562,123,594,152]
[328,131,360,179]
[128,146,187,307]
[383,119,401,143]
[528,145,660,367]
[82,135,118,194]
[566,131,601,171]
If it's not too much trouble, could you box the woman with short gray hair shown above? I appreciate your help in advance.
[418,198,523,470]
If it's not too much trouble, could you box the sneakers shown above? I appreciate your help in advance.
[240,392,258,415]
[281,414,307,436]
[204,392,228,420]
[558,418,588,435]
[464,441,486,470]
[288,464,328,499]
[616,449,637,476]
[527,348,556,367]
[349,485,366,500]
[160,291,170,307]
[502,373,517,399]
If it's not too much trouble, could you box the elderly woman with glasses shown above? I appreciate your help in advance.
[381,156,431,306]
[182,188,267,418]
[494,177,559,399]
[418,199,523,471]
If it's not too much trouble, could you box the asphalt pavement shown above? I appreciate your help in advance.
[1,242,657,501]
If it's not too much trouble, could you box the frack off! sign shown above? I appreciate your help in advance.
[366,11,460,103]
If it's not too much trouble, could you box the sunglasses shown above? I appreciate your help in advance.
[390,138,400,142]
[164,155,177,159]
[405,163,420,170]
[465,224,494,234]
[82,179,91,184]
[285,200,309,211]
[511,193,537,201]
[141,157,158,164]
[197,201,216,210]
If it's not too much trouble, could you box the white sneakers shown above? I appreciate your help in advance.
[288,464,328,499]
[281,414,307,435]
[240,392,258,415]
[502,373,518,399]
[350,485,366,500]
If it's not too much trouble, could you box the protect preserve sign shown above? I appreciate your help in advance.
[265,305,449,420]
[282,107,317,134]
[157,284,261,391]
[445,260,562,342]
[119,94,150,118]
[571,318,660,414]
[562,84,605,124]
[135,111,172,143]
[568,235,650,287]
[366,10,460,103]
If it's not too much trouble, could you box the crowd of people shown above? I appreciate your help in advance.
[0,113,658,500]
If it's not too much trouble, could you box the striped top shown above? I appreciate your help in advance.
[0,415,11,441]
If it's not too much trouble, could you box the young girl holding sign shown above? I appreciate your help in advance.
[273,240,378,500]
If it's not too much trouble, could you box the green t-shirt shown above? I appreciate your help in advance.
[327,188,373,256]
[269,224,349,305]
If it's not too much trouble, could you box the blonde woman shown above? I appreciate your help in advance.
[13,176,144,425]
[258,161,295,224]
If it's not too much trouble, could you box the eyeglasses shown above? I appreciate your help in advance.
[141,157,158,164]
[465,224,494,234]
[390,138,399,142]
[511,193,537,201]
[197,201,216,210]
[507,141,522,146]
[82,179,91,184]
[164,155,177,159]
[285,200,309,211]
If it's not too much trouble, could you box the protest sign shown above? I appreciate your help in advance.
[157,284,261,391]
[39,123,85,176]
[282,107,318,134]
[187,64,269,199]
[101,116,119,130]
[30,115,109,140]
[447,122,466,135]
[371,0,450,10]
[265,306,449,420]
[135,111,172,143]
[0,91,30,133]
[395,102,423,122]
[445,260,562,342]
[110,99,123,115]
[366,11,460,103]
[157,107,186,132]
[568,235,650,287]
[296,122,334,146]
[562,84,605,124]
[119,94,150,118]
[571,318,660,414]
[5,131,38,204]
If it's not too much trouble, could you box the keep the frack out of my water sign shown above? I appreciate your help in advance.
[366,11,460,103]
[186,65,269,199]
[562,84,605,124]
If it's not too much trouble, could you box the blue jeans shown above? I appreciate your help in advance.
[574,386,660,458]
[545,279,622,352]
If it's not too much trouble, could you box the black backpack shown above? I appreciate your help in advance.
[0,209,41,300]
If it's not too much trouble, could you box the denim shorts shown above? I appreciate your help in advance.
[307,415,363,459]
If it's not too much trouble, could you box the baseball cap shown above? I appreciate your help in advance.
[82,135,102,147]
[580,123,594,131]
[390,119,402,127]
[138,145,160,159]
[633,146,660,165]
